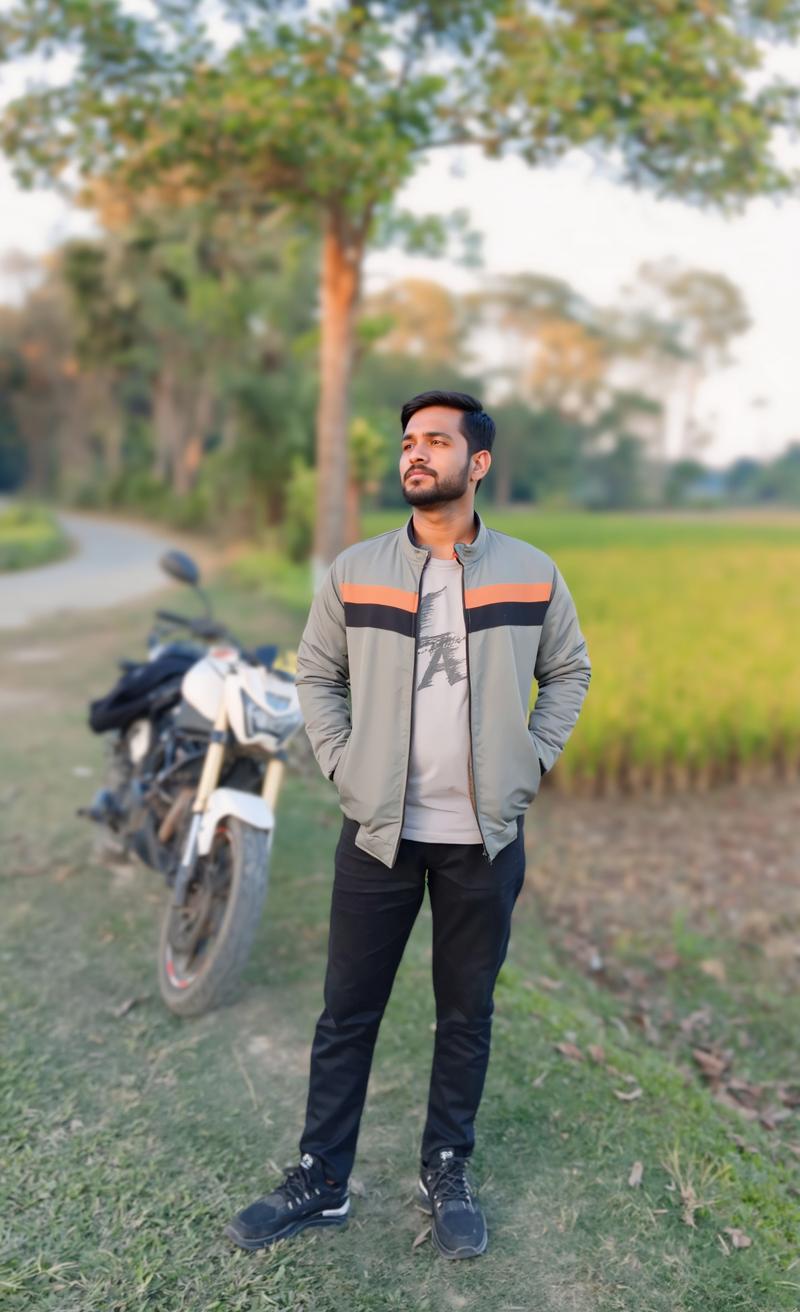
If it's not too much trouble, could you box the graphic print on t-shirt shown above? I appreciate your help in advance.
[416,585,467,691]
[401,558,482,844]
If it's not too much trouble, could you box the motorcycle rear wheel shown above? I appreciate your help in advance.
[157,817,271,1018]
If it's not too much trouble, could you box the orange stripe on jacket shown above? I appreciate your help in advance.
[341,583,420,613]
[465,582,552,608]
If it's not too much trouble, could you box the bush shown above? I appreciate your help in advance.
[282,460,316,563]
[225,542,312,615]
[0,501,72,571]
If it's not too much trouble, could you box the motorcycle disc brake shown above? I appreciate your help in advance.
[166,880,214,955]
[166,832,232,956]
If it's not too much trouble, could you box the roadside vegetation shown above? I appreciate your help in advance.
[0,501,72,571]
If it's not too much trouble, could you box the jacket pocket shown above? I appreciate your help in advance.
[331,736,352,786]
[523,731,542,797]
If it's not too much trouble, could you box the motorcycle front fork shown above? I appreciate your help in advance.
[172,688,284,907]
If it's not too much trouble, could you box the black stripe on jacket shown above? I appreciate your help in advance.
[344,602,416,636]
[467,600,550,632]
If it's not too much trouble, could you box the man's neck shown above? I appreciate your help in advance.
[411,503,477,560]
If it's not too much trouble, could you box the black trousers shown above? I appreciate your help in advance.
[298,814,526,1184]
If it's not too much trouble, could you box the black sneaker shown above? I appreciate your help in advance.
[417,1149,487,1259]
[225,1153,350,1250]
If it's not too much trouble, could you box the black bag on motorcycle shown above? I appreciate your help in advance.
[88,650,197,733]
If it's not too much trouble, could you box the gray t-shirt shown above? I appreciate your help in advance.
[401,556,483,844]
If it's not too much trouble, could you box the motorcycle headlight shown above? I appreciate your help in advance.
[241,688,296,742]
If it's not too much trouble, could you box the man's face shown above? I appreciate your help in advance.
[400,405,477,507]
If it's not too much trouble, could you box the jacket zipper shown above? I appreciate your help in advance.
[460,563,491,862]
[391,552,430,867]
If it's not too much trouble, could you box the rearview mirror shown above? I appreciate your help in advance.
[160,549,200,587]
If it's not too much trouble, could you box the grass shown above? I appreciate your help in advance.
[224,544,315,619]
[0,501,73,571]
[1,572,798,1312]
[364,506,800,550]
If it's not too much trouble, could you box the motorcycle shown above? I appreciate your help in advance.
[79,548,304,1018]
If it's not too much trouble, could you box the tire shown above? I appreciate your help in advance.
[157,817,271,1018]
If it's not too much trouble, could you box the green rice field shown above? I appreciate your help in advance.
[231,509,800,796]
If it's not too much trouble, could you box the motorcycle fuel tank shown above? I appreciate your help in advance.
[180,648,236,721]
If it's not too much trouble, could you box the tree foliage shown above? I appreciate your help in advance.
[2,0,798,554]
[3,2,797,208]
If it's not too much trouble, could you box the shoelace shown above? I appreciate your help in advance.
[427,1158,473,1207]
[275,1163,322,1210]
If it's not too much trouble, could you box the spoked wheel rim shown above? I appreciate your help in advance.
[163,824,234,990]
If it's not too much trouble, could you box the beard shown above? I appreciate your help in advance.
[402,454,471,507]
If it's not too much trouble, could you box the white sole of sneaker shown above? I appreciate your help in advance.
[225,1201,350,1251]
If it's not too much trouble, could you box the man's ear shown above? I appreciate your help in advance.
[472,450,492,481]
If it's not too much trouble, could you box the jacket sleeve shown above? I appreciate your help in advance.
[529,563,591,775]
[295,560,351,782]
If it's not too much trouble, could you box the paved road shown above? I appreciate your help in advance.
[0,501,212,630]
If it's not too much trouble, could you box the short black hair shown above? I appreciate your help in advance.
[400,390,495,494]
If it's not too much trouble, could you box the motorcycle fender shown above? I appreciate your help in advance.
[196,787,275,856]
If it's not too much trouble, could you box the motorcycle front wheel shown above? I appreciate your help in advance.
[157,817,271,1018]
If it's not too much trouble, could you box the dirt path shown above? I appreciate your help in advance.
[0,499,221,630]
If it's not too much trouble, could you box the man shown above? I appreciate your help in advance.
[226,390,591,1259]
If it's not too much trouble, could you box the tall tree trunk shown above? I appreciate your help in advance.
[220,403,238,452]
[16,394,53,495]
[680,364,704,458]
[175,434,202,496]
[104,376,124,480]
[313,209,363,586]
[152,359,182,488]
[642,358,677,504]
[174,383,213,497]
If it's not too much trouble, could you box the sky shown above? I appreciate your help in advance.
[1,33,799,470]
[364,135,800,470]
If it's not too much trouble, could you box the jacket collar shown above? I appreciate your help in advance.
[402,510,488,565]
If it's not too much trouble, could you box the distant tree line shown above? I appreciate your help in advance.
[2,0,798,571]
[0,211,794,554]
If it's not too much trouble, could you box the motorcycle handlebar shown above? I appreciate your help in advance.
[192,617,229,640]
[155,609,228,639]
[155,608,194,626]
[152,609,266,665]
[152,606,276,666]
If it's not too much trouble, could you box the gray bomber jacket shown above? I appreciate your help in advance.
[296,512,591,868]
